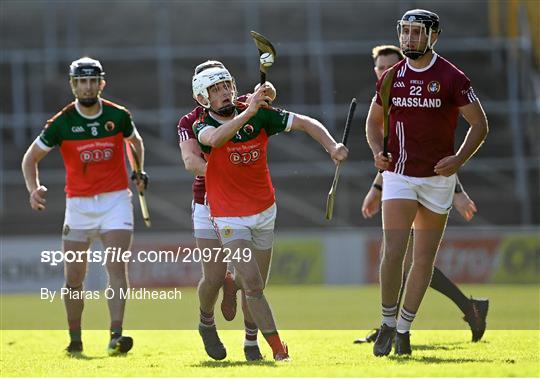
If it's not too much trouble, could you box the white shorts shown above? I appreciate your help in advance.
[210,203,277,250]
[192,202,219,240]
[63,189,134,242]
[382,171,456,214]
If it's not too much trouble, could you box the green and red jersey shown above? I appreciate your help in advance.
[193,103,294,217]
[37,99,135,197]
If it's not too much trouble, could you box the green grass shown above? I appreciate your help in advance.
[2,285,538,330]
[1,285,539,377]
[1,330,539,377]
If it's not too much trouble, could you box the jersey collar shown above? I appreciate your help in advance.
[75,98,103,120]
[406,52,438,72]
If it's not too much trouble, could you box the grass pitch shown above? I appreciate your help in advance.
[1,285,539,377]
[2,330,539,377]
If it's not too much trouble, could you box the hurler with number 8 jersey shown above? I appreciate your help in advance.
[21,56,147,357]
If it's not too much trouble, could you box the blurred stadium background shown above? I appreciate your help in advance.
[1,1,538,300]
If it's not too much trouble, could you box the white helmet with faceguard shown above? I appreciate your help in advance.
[397,9,441,60]
[192,63,237,116]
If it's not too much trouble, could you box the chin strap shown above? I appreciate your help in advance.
[403,48,431,60]
[213,104,236,117]
[78,97,99,107]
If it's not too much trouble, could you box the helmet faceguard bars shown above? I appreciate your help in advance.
[69,57,105,79]
[397,9,441,60]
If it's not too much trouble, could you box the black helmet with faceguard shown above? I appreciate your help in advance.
[69,57,104,107]
[397,9,441,60]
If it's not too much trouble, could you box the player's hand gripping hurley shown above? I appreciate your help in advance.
[325,98,357,220]
[126,142,151,227]
[250,31,277,86]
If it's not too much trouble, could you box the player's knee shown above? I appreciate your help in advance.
[241,291,249,312]
[241,273,264,292]
[244,288,264,300]
[200,274,224,290]
[65,271,85,287]
[382,250,405,265]
[411,258,435,272]
[106,263,126,277]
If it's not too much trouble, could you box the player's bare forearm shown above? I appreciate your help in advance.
[365,101,384,156]
[291,114,336,149]
[200,111,252,148]
[456,101,489,164]
[362,173,384,218]
[455,121,488,165]
[435,101,488,176]
[22,154,39,194]
[127,129,145,170]
[435,124,487,176]
[372,172,383,186]
[202,84,271,148]
[180,139,207,176]
[22,142,48,193]
[22,142,49,210]
[290,114,347,161]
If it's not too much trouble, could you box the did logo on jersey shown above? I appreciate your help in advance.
[428,81,441,94]
[394,81,406,88]
[229,148,260,165]
[105,121,116,132]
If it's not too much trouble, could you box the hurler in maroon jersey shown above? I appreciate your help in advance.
[365,9,489,356]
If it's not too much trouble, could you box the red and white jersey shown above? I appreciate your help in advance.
[176,95,250,205]
[37,99,135,197]
[193,104,293,217]
[375,53,478,177]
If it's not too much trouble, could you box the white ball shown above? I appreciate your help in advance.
[260,52,274,67]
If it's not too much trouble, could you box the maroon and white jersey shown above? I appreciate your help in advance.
[375,53,478,177]
[177,106,206,205]
[176,96,250,205]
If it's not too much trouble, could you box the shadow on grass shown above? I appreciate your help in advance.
[65,353,108,361]
[192,360,277,368]
[412,341,467,351]
[388,355,493,364]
